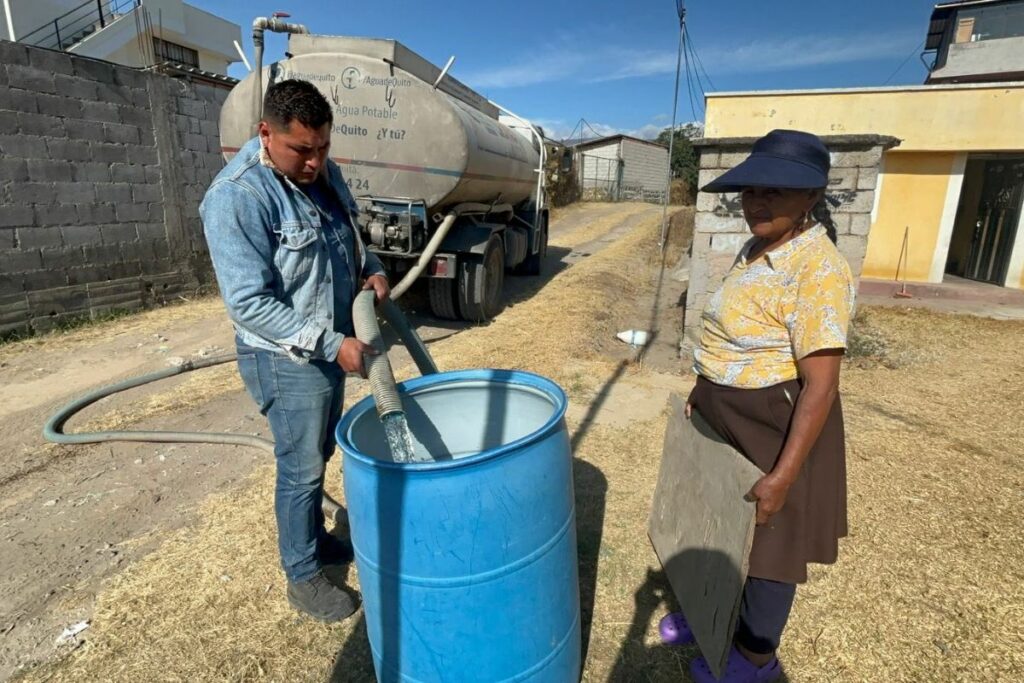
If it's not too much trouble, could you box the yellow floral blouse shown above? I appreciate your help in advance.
[693,225,855,388]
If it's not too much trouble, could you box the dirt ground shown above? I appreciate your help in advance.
[0,202,667,681]
[4,201,1023,682]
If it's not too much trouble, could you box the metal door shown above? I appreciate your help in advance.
[966,158,1024,284]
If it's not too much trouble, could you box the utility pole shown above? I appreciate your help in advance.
[660,0,686,251]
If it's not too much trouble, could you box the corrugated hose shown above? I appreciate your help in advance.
[352,290,402,418]
[42,298,438,519]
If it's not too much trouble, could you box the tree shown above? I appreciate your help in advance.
[656,123,702,192]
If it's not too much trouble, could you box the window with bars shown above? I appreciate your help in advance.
[153,37,200,68]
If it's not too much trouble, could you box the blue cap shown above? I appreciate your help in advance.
[701,129,830,193]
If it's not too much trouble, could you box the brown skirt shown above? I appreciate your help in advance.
[691,375,848,584]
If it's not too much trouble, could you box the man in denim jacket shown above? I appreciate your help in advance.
[201,80,388,622]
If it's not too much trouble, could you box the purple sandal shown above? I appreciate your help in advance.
[690,646,781,683]
[658,612,695,645]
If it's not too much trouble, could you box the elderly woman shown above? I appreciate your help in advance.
[660,130,855,683]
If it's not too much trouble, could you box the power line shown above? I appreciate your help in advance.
[684,23,700,120]
[684,23,716,92]
[660,0,687,249]
[684,26,707,105]
[566,119,582,142]
[565,117,611,143]
[582,118,606,139]
[682,19,700,120]
[883,39,925,85]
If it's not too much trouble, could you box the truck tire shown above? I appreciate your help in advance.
[458,235,505,322]
[519,217,548,276]
[428,278,459,320]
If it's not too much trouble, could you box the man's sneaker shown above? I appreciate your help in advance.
[287,570,359,622]
[318,534,355,566]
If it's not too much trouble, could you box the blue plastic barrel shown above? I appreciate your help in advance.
[336,369,581,682]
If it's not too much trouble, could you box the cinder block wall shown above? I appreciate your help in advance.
[682,135,900,354]
[0,40,231,337]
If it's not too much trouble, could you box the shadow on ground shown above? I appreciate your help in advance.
[604,557,792,682]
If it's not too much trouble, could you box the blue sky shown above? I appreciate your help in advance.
[203,0,939,140]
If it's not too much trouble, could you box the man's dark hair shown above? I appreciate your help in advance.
[262,79,333,129]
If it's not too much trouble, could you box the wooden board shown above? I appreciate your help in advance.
[648,394,763,678]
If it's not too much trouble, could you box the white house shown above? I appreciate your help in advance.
[2,0,240,75]
[571,134,669,202]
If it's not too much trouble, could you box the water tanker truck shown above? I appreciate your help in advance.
[219,17,549,321]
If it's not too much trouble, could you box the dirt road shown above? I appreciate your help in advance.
[0,202,668,680]
[8,201,1019,683]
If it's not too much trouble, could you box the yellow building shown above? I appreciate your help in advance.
[703,81,1024,290]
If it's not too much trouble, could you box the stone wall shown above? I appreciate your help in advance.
[682,135,900,352]
[0,40,232,337]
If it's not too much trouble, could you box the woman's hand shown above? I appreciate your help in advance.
[744,351,843,526]
[747,473,792,525]
[685,386,697,419]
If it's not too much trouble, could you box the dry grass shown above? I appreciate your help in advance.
[548,203,655,252]
[74,363,244,434]
[19,205,665,683]
[18,212,1024,682]
[795,307,1024,682]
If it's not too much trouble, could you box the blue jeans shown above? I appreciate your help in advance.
[236,341,345,582]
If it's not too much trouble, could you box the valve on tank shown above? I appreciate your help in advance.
[360,209,425,254]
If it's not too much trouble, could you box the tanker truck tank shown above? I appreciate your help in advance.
[219,31,549,321]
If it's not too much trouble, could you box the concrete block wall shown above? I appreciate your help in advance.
[0,40,232,337]
[170,80,230,255]
[682,135,900,354]
[620,139,669,202]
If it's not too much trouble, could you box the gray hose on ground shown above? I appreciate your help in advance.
[352,290,403,419]
[42,355,342,519]
[42,299,437,520]
[43,355,265,450]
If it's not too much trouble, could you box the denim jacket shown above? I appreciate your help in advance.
[200,137,384,363]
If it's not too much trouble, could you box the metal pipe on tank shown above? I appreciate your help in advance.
[4,0,17,40]
[489,101,547,225]
[433,55,456,89]
[252,28,263,130]
[251,15,310,131]
[389,210,459,300]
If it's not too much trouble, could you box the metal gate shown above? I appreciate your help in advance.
[965,158,1024,284]
[577,153,622,201]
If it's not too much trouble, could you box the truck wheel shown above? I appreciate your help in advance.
[458,235,505,322]
[428,278,459,320]
[520,217,548,276]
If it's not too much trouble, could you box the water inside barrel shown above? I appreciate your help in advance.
[382,412,431,463]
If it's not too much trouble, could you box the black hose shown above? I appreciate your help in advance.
[379,297,438,376]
